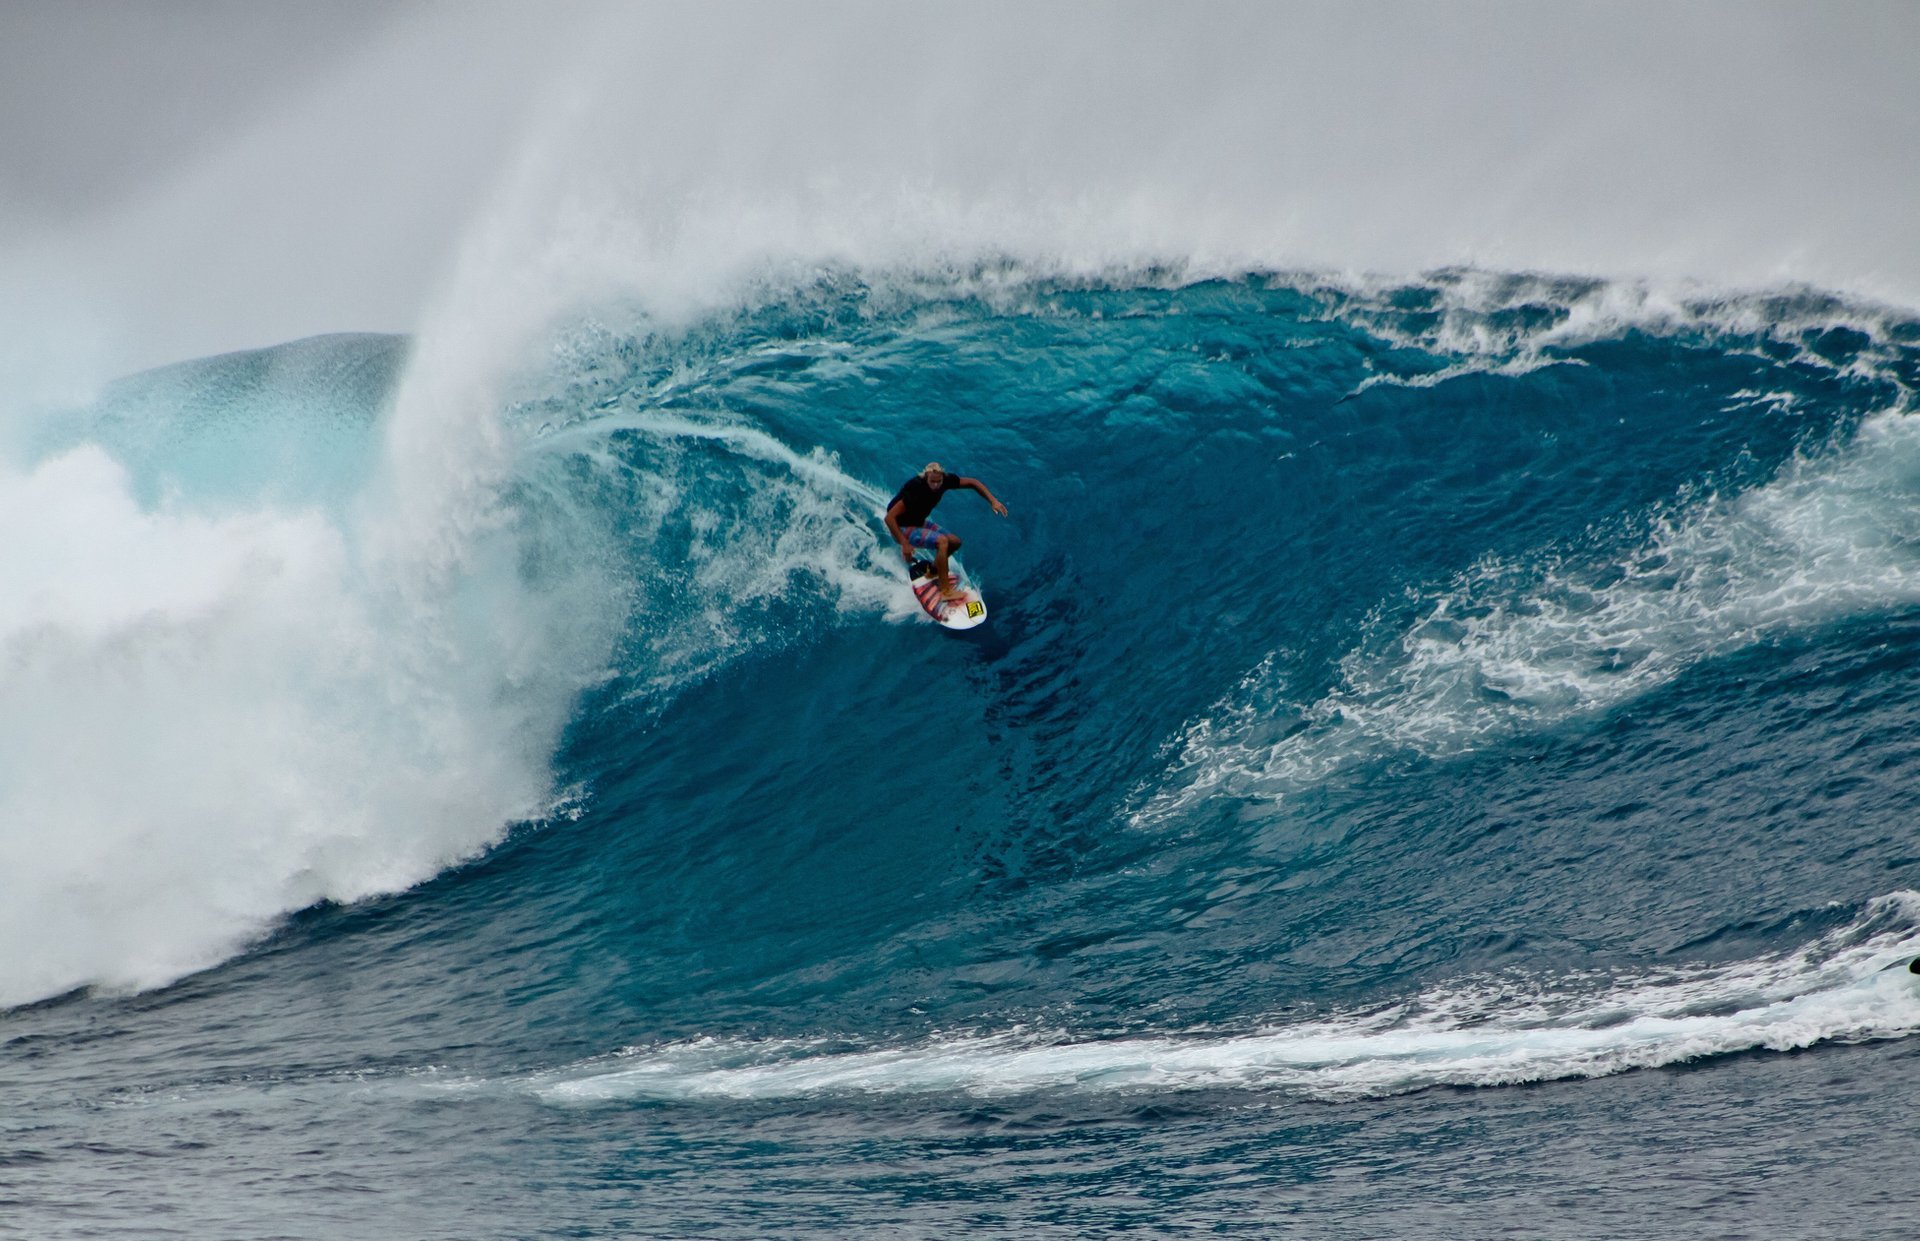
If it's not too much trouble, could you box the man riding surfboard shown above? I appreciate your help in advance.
[885,462,1007,600]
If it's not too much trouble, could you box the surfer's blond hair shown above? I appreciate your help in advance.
[922,462,945,477]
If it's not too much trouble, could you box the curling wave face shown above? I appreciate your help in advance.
[5,268,1920,1101]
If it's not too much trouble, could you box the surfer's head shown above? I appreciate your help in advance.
[922,462,946,485]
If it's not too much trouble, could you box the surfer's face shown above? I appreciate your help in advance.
[926,470,945,487]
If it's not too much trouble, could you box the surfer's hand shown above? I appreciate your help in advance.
[899,544,914,562]
[991,499,1008,517]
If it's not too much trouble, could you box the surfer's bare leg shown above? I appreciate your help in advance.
[936,533,966,599]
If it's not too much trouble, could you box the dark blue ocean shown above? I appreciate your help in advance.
[6,269,1920,1238]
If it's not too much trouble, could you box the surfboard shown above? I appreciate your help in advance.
[908,553,988,630]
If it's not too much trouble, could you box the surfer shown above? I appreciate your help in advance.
[885,462,1007,599]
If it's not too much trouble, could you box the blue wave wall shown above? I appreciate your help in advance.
[10,269,1920,1102]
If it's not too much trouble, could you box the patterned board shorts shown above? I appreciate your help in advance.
[905,521,952,550]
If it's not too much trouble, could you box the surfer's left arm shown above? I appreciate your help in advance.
[956,476,1008,517]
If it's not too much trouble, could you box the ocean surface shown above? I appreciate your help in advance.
[6,268,1920,1238]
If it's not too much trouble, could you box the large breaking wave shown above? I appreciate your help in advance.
[5,268,1919,1119]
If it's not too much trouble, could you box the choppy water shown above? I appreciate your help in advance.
[6,269,1920,1237]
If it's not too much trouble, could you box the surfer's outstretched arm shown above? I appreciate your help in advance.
[955,476,1008,516]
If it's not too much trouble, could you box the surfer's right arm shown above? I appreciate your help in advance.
[885,502,914,561]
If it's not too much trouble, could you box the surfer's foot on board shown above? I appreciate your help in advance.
[938,580,966,600]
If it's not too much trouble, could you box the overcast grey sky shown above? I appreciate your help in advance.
[0,0,571,390]
[0,2,400,221]
[3,1,1917,385]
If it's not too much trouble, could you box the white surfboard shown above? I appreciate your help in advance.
[908,553,988,630]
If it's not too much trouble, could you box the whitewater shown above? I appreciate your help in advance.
[6,4,1920,1238]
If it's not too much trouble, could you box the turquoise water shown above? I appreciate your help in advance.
[6,269,1920,1237]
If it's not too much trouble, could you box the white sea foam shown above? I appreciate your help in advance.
[1312,270,1918,401]
[1138,405,1920,823]
[0,438,598,1007]
[540,408,921,693]
[526,892,1920,1104]
[0,322,909,1010]
[0,209,624,1007]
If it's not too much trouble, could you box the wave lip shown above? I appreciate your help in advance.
[530,894,1920,1106]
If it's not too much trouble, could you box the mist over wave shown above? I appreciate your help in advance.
[5,1,1919,393]
[0,332,624,1007]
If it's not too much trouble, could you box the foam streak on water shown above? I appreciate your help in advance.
[1141,405,1920,822]
[535,894,1920,1105]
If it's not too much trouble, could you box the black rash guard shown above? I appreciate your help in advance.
[889,474,958,528]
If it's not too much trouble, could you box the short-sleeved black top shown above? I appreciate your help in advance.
[889,474,959,528]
